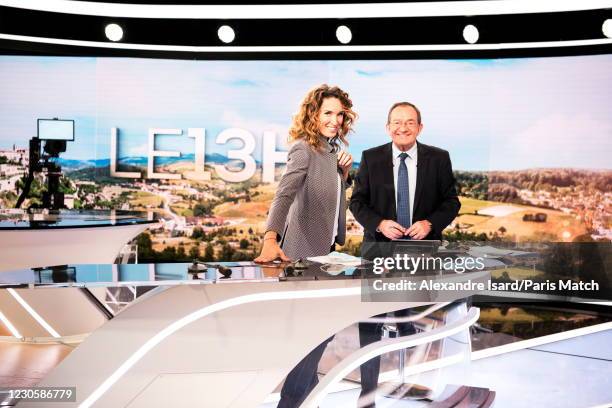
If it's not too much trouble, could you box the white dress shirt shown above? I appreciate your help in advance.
[392,143,418,223]
[331,172,341,246]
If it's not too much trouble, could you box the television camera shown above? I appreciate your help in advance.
[15,118,74,211]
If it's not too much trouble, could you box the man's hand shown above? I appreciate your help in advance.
[337,151,353,181]
[405,220,432,240]
[377,220,407,240]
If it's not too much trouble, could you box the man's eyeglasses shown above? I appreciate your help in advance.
[389,121,419,129]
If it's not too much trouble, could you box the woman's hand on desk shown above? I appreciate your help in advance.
[255,239,291,263]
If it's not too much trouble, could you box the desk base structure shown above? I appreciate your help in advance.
[8,276,482,408]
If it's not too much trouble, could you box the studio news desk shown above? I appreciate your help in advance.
[0,210,158,272]
[0,261,489,408]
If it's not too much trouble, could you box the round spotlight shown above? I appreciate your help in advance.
[104,23,123,42]
[336,25,352,44]
[603,19,612,39]
[218,25,235,44]
[463,24,479,44]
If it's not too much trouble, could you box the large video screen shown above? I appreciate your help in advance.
[0,55,610,262]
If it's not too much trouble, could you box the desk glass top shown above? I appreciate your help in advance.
[0,242,608,302]
[0,262,367,288]
[0,209,157,229]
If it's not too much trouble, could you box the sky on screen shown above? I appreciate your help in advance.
[0,55,610,171]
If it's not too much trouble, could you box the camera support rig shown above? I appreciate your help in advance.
[15,119,73,212]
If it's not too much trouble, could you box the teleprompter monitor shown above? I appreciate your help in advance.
[37,119,74,141]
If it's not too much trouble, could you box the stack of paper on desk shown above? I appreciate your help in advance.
[307,251,363,266]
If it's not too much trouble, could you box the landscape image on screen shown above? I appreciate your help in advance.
[1,55,610,262]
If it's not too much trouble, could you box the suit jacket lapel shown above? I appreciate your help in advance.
[381,142,396,219]
[414,142,428,215]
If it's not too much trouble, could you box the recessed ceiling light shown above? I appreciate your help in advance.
[463,24,479,44]
[336,25,352,44]
[218,25,235,44]
[104,23,123,42]
[603,19,612,39]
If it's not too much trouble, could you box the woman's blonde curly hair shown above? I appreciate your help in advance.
[288,84,357,151]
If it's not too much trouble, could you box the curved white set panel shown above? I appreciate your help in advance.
[3,0,610,18]
[15,275,482,408]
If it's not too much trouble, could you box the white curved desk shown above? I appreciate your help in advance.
[0,263,489,408]
[0,210,157,272]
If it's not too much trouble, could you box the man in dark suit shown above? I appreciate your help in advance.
[349,102,461,407]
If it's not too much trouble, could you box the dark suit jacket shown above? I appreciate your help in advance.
[349,141,460,244]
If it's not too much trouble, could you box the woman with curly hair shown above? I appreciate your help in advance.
[256,84,356,263]
[255,84,357,407]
